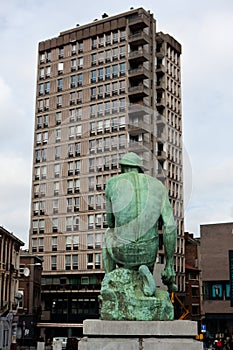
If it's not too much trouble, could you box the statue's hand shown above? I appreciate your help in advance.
[161,265,178,292]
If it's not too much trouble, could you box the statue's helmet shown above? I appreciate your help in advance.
[119,152,144,173]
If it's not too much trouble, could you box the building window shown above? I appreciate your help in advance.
[99,35,104,47]
[54,163,60,178]
[95,214,102,228]
[211,283,223,299]
[106,33,111,45]
[73,255,78,269]
[77,90,82,104]
[33,220,38,234]
[120,62,126,76]
[46,66,51,77]
[56,112,62,125]
[66,236,72,250]
[71,43,76,55]
[39,84,44,96]
[71,58,77,71]
[53,199,59,214]
[91,53,97,66]
[55,146,61,160]
[58,47,64,59]
[32,238,37,252]
[112,47,118,61]
[98,51,104,63]
[91,87,96,101]
[40,53,45,64]
[66,255,71,270]
[66,216,72,231]
[91,70,97,83]
[95,253,101,269]
[78,41,83,53]
[98,68,104,81]
[51,256,57,270]
[191,286,199,297]
[96,156,102,171]
[92,37,97,49]
[89,176,94,191]
[39,238,44,252]
[76,142,81,156]
[112,31,118,43]
[55,128,61,142]
[45,82,50,94]
[77,73,83,86]
[57,79,63,91]
[75,160,80,174]
[112,64,118,78]
[70,92,75,105]
[78,57,83,69]
[39,219,45,233]
[74,216,79,231]
[76,107,82,121]
[120,30,126,42]
[58,62,63,74]
[54,182,59,196]
[88,195,94,210]
[87,234,94,249]
[95,233,102,248]
[74,197,80,212]
[52,237,57,251]
[71,75,76,88]
[89,158,94,172]
[57,95,62,108]
[73,235,79,250]
[53,218,58,232]
[67,180,73,194]
[87,254,93,269]
[88,215,94,229]
[105,50,111,62]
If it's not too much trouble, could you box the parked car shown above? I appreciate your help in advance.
[52,337,67,350]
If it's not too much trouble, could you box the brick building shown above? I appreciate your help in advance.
[184,232,201,323]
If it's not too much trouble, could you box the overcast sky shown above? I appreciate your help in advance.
[0,0,233,246]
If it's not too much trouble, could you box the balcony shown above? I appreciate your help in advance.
[157,150,167,161]
[128,84,149,101]
[128,140,151,152]
[128,119,150,135]
[128,66,149,82]
[156,64,166,77]
[128,31,150,46]
[128,103,148,118]
[156,97,166,113]
[128,13,150,30]
[129,49,149,63]
[156,78,166,92]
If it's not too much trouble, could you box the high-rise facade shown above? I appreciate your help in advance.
[29,7,184,337]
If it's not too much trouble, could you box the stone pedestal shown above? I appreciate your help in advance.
[79,319,203,350]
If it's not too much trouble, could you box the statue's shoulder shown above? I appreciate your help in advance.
[106,173,125,190]
[140,173,164,187]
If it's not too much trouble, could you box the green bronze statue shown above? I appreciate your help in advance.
[99,152,177,321]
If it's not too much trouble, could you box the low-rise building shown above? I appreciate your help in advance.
[0,226,24,350]
[200,222,233,340]
[17,251,43,346]
[184,232,201,323]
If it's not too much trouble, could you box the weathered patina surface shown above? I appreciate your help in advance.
[100,152,177,320]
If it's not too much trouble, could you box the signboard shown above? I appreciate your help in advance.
[201,324,206,333]
[228,250,233,306]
